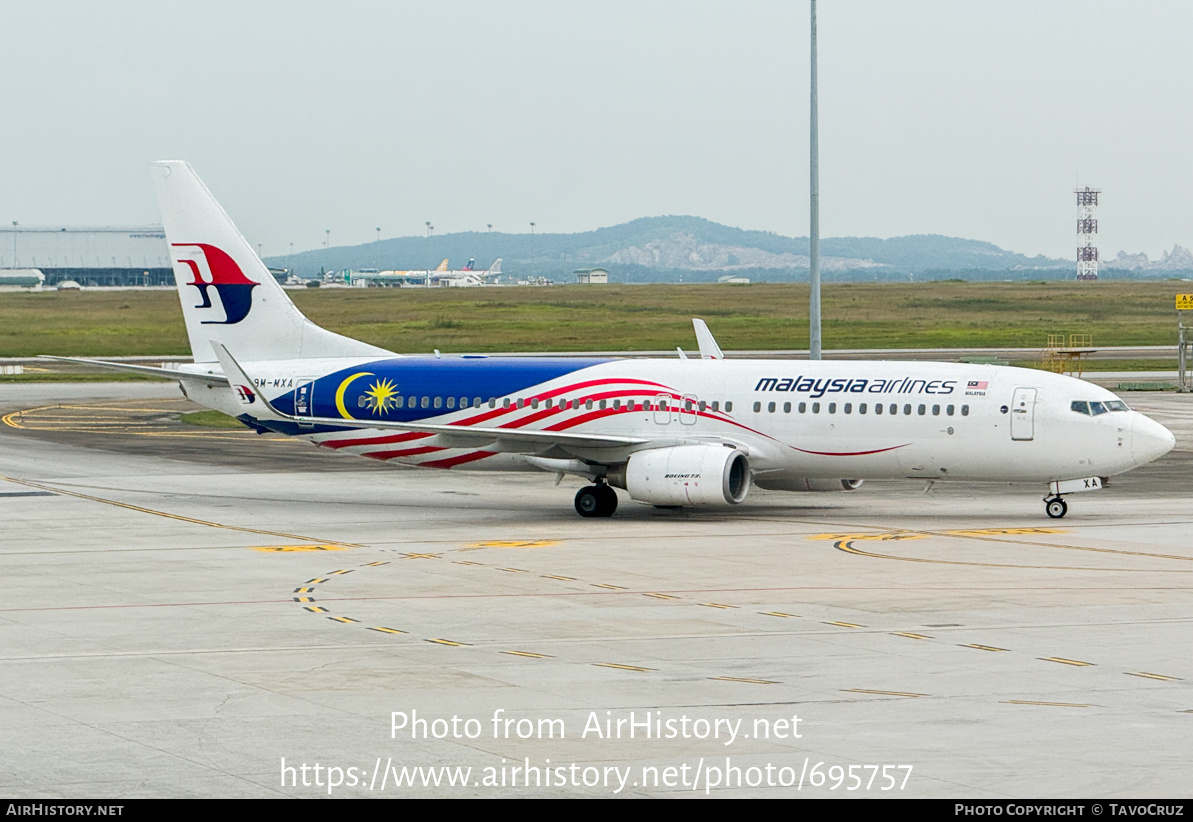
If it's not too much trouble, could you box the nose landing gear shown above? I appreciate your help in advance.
[1044,496,1068,519]
[575,482,618,518]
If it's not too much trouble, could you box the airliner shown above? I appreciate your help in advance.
[52,161,1175,519]
[366,257,502,287]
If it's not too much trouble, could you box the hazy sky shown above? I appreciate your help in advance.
[1,1,1190,260]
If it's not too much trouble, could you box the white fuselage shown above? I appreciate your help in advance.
[181,356,1174,486]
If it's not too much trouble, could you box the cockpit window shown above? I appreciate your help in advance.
[1073,399,1127,415]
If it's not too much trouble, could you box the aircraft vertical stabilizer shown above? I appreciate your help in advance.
[151,161,392,363]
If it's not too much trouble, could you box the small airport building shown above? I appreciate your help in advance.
[0,225,172,287]
[574,267,609,284]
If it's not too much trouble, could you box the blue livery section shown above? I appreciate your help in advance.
[270,356,611,423]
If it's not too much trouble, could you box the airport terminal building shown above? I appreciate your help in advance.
[0,225,172,286]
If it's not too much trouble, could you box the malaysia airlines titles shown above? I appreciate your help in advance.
[754,375,960,399]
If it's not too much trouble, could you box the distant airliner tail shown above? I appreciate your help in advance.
[151,161,392,363]
[488,258,502,275]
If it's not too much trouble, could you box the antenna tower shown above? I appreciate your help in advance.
[1075,186,1100,281]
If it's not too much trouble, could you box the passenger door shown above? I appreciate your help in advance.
[1010,387,1036,441]
[294,376,318,428]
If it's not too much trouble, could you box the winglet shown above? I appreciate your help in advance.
[211,342,287,420]
[692,318,724,360]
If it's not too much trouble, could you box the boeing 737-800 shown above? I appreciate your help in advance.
[52,162,1175,519]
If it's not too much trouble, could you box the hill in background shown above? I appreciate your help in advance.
[265,215,1190,282]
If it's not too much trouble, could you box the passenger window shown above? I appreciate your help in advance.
[530,398,539,409]
[947,404,954,416]
[961,405,969,416]
[502,398,510,409]
[725,401,733,412]
[783,402,791,413]
[767,402,775,413]
[434,397,443,409]
[446,397,456,409]
[799,402,807,413]
[489,398,497,409]
[754,402,762,412]
[890,404,897,415]
[711,401,719,412]
[698,400,707,412]
[875,403,882,415]
[357,395,368,408]
[904,404,912,415]
[860,403,867,414]
[812,402,821,413]
[828,403,836,414]
[685,399,694,411]
[844,403,852,414]
[1071,401,1090,415]
[932,404,940,416]
[599,399,607,410]
[613,399,621,410]
[586,399,594,410]
[422,397,430,409]
[473,397,481,408]
[917,404,925,415]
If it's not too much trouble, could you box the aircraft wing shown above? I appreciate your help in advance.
[39,355,228,384]
[692,319,724,360]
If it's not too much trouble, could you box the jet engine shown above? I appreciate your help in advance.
[607,445,751,506]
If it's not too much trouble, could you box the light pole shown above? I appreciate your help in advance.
[376,227,381,244]
[325,229,330,248]
[425,221,432,238]
[808,0,822,361]
[529,222,536,274]
[487,223,493,233]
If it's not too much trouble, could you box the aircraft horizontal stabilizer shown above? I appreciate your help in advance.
[39,355,228,384]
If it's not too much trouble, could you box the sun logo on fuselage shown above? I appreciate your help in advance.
[363,378,400,414]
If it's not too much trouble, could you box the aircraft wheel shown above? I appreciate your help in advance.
[1045,497,1068,519]
[596,483,618,516]
[575,484,617,518]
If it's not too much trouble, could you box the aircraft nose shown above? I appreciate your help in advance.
[1132,413,1176,465]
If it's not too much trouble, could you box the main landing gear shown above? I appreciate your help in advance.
[1044,496,1068,519]
[575,482,618,518]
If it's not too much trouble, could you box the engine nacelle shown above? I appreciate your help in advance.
[608,445,751,506]
[754,477,864,492]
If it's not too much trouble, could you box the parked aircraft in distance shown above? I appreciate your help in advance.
[51,162,1176,519]
[362,257,502,287]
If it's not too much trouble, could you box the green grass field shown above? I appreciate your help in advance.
[0,280,1185,358]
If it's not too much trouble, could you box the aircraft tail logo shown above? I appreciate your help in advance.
[171,242,258,325]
